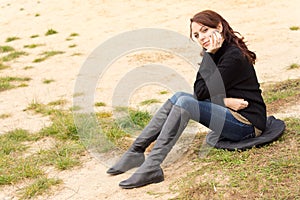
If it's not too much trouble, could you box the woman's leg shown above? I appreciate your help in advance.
[106,99,173,175]
[119,104,191,189]
[194,100,255,141]
[119,95,255,188]
[172,95,254,141]
[107,92,191,175]
[119,94,198,188]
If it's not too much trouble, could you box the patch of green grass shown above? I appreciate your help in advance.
[25,101,54,116]
[288,63,300,70]
[40,110,80,141]
[35,13,40,17]
[0,156,44,185]
[0,76,31,92]
[0,104,87,198]
[0,113,11,119]
[113,108,152,136]
[10,77,31,82]
[146,190,164,197]
[5,129,35,142]
[36,141,84,170]
[96,111,112,118]
[0,45,15,53]
[170,117,300,200]
[159,90,169,95]
[32,58,45,63]
[72,113,115,152]
[68,44,77,48]
[73,92,84,97]
[114,106,128,112]
[19,176,62,199]
[95,108,151,146]
[100,119,128,144]
[0,104,150,197]
[43,51,65,57]
[0,62,10,70]
[70,105,81,111]
[0,129,41,173]
[0,129,38,155]
[18,83,28,88]
[289,26,299,31]
[24,43,44,49]
[262,78,300,104]
[42,79,55,84]
[66,33,79,41]
[71,52,83,56]
[35,111,85,164]
[5,36,20,43]
[48,99,67,106]
[1,51,28,62]
[33,51,64,63]
[0,78,13,91]
[23,65,34,70]
[129,109,152,127]
[30,34,39,38]
[69,33,79,37]
[284,117,300,134]
[45,29,58,36]
[1,109,84,175]
[140,98,161,106]
[95,102,106,107]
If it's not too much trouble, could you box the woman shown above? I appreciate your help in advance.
[107,10,266,189]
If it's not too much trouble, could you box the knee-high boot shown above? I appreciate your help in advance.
[106,99,173,175]
[119,105,190,188]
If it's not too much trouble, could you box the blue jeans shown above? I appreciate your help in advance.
[169,92,255,142]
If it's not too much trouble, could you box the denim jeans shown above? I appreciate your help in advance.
[169,92,255,142]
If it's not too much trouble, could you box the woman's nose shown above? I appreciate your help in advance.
[199,33,206,41]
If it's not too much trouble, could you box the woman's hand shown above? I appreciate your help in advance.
[206,30,224,54]
[224,98,249,111]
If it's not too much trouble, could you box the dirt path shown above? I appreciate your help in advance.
[1,0,300,199]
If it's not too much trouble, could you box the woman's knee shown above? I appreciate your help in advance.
[174,96,196,109]
[174,96,201,121]
[170,92,193,104]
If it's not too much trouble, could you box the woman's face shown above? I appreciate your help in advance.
[191,22,221,49]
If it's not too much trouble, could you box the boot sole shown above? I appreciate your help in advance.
[106,169,124,175]
[119,175,164,189]
[107,161,144,175]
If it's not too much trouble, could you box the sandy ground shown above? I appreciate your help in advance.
[1,0,300,199]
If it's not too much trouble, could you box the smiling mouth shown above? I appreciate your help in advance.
[203,41,209,47]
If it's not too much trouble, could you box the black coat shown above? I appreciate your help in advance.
[194,41,267,131]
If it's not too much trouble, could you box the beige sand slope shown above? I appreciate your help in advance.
[0,0,299,199]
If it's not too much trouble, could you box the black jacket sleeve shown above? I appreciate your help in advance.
[194,50,244,107]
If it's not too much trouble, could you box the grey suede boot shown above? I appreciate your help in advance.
[119,105,190,188]
[106,99,173,175]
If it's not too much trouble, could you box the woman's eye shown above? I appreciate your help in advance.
[194,33,199,38]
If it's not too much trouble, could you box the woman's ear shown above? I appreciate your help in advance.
[217,22,223,32]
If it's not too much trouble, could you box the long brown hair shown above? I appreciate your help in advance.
[190,10,256,64]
